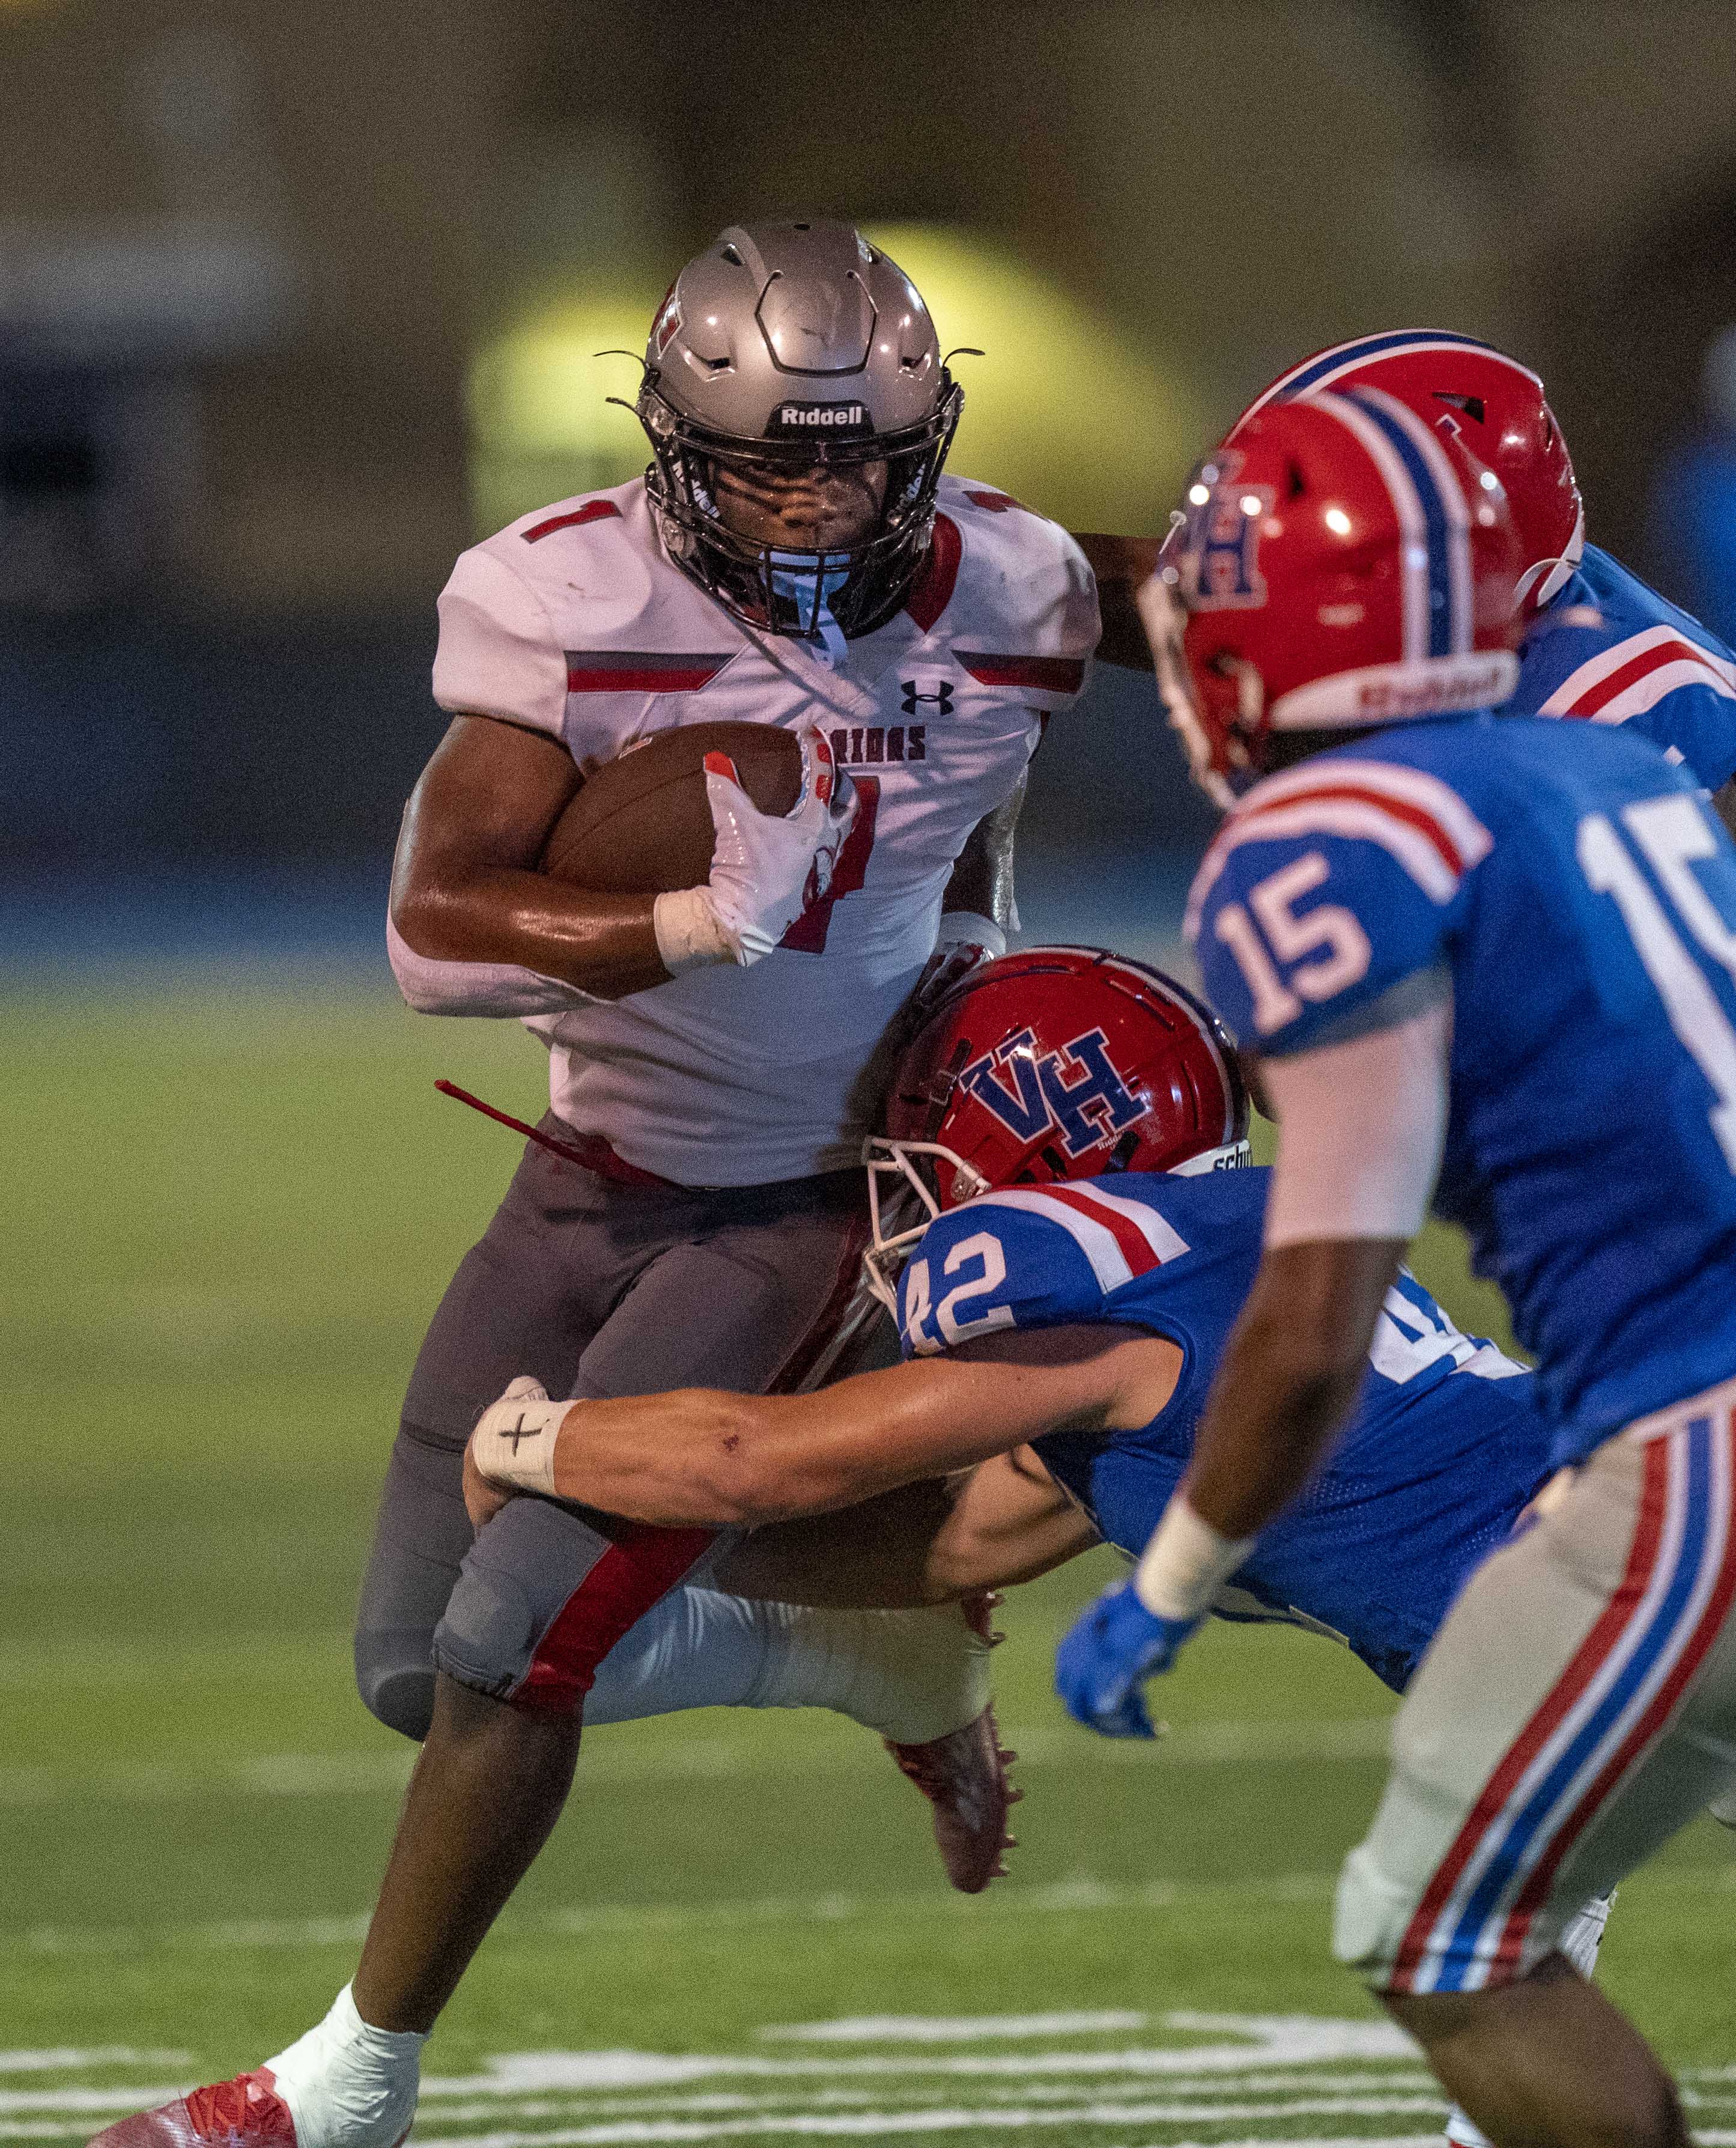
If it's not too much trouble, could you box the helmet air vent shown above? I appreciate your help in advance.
[1433,391,1486,424]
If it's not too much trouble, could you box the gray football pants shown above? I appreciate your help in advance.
[355,1121,882,1738]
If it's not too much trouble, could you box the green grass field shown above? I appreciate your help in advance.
[6,985,1734,2145]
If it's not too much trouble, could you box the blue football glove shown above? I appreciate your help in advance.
[1055,1581,1202,1738]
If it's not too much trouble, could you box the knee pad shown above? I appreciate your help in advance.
[432,1498,712,1716]
[354,1625,437,1743]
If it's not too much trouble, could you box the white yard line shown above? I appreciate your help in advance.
[0,2132,1445,2147]
[0,1720,1397,1810]
[404,2081,1446,2124]
[14,1858,1735,1959]
[758,2018,1151,2045]
[388,2120,1448,2147]
[415,2100,1454,2130]
[11,1875,1336,1958]
[0,2055,188,2075]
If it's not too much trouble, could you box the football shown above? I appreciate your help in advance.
[539,721,804,893]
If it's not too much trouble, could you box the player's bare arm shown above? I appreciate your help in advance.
[715,1445,1098,1608]
[1070,531,1159,671]
[942,775,1024,931]
[464,1322,1182,1534]
[390,713,674,999]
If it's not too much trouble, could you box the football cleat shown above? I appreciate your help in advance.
[86,2071,300,2148]
[886,1700,1022,1894]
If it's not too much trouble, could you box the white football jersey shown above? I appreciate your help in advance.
[420,473,1099,1186]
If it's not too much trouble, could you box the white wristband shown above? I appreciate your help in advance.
[470,1393,571,1497]
[935,910,1007,957]
[653,887,736,975]
[1133,1497,1256,1620]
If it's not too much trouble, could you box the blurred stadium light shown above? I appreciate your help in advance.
[467,294,657,535]
[465,224,1207,540]
[866,226,1207,535]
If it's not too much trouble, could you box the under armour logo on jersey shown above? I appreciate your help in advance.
[901,678,954,717]
[958,1026,1146,1158]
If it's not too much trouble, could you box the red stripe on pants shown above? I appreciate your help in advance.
[511,1208,873,1712]
[1487,1415,1736,1976]
[513,1523,716,1712]
[1387,1437,1672,1991]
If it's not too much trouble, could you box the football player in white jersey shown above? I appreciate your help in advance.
[88,224,1097,2148]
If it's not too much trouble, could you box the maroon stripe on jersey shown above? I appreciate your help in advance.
[523,500,624,543]
[764,1209,875,1396]
[904,512,962,633]
[958,653,1087,693]
[965,488,1028,515]
[564,650,735,693]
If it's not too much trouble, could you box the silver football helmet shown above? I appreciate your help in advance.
[636,219,963,645]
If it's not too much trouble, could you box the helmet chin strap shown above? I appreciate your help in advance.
[770,551,851,667]
[1515,500,1586,612]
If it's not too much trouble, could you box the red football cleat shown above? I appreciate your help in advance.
[886,1700,1022,1894]
[86,2071,299,2148]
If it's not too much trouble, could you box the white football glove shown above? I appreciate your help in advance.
[912,911,1007,1012]
[654,723,857,972]
[888,911,1007,1053]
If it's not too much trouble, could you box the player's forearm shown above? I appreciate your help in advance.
[922,1447,1098,1594]
[942,777,1024,931]
[532,1352,1111,1529]
[717,1451,1097,1607]
[549,1374,997,1528]
[390,872,671,1000]
[1069,532,1160,672]
[1181,1239,1400,1539]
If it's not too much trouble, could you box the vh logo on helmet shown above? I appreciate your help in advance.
[1173,450,1273,609]
[958,1027,1146,1159]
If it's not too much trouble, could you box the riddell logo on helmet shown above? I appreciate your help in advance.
[767,402,872,437]
[1355,657,1514,717]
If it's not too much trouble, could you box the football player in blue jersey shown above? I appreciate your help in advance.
[1080,331,1736,835]
[1062,391,1736,2148]
[1234,331,1736,827]
[455,943,1618,2139]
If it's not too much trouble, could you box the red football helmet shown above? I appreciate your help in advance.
[1236,330,1583,617]
[864,946,1249,1304]
[1144,389,1523,808]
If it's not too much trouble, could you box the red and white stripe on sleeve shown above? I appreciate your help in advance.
[1186,761,1493,941]
[1540,625,1736,729]
[968,1184,1189,1293]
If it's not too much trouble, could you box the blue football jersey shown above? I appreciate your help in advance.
[895,1168,1550,1693]
[1518,543,1736,791]
[1188,716,1736,1461]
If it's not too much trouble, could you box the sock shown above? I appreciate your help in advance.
[581,1586,991,1745]
[750,1599,992,1744]
[265,1984,425,2148]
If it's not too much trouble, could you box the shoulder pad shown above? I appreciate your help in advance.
[1186,750,1481,1051]
[930,475,1100,686]
[898,1182,1188,1357]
